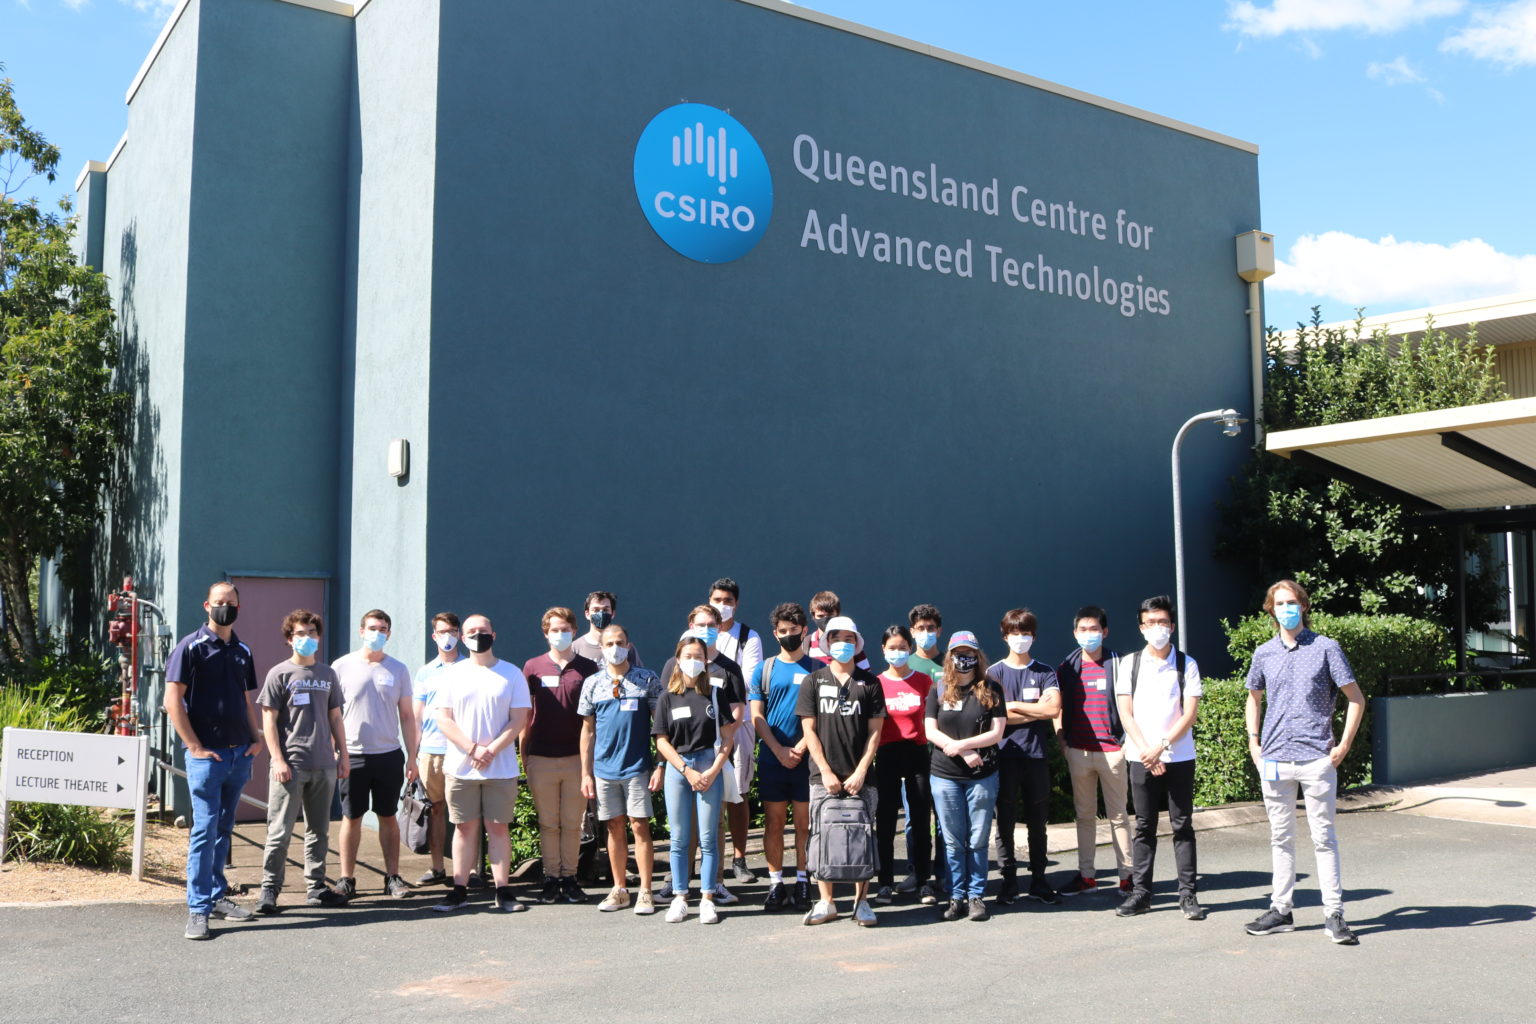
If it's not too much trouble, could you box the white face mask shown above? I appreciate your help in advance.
[434,633,458,653]
[711,601,735,623]
[1006,635,1034,655]
[679,658,706,679]
[548,630,573,652]
[602,645,628,666]
[1141,624,1173,649]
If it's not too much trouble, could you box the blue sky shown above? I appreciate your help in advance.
[3,0,1534,329]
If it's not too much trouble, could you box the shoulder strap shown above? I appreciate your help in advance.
[1175,650,1186,703]
[1129,650,1142,699]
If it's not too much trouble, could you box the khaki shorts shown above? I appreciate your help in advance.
[419,753,447,804]
[445,775,520,824]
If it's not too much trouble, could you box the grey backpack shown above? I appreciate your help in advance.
[808,793,878,882]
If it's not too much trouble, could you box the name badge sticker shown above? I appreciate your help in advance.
[1094,679,1107,691]
[1263,759,1280,782]
[819,684,838,698]
[540,675,560,688]
[941,700,963,711]
[291,692,310,706]
[672,705,693,720]
[620,699,639,712]
[1020,688,1040,700]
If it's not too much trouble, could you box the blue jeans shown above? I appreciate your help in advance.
[931,773,1000,900]
[185,746,254,913]
[664,749,725,895]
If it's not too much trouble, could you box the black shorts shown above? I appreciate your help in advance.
[339,748,405,819]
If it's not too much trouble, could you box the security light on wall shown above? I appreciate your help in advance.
[388,438,410,478]
[1235,230,1275,283]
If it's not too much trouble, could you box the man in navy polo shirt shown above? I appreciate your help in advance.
[1244,579,1366,945]
[164,581,264,940]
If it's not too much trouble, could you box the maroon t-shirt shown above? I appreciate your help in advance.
[520,652,598,758]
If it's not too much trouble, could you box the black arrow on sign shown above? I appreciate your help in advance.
[117,784,124,792]
[117,757,125,766]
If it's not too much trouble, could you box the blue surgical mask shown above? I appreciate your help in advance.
[1275,602,1303,630]
[829,641,857,663]
[913,630,937,651]
[1077,631,1103,654]
[693,626,719,647]
[362,629,388,651]
[292,635,318,658]
[885,649,911,668]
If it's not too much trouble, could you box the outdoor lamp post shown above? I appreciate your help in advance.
[1172,408,1247,653]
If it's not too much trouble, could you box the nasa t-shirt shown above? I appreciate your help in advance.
[794,665,886,784]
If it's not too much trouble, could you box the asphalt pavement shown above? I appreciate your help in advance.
[1,806,1531,1024]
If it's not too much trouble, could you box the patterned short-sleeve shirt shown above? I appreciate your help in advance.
[1246,629,1356,761]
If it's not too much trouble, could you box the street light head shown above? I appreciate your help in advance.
[1217,409,1247,437]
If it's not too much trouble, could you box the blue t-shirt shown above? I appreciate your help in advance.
[577,666,663,780]
[748,655,817,748]
[413,655,462,756]
[987,660,1060,759]
[1246,630,1356,761]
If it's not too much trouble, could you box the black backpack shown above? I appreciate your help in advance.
[1127,649,1188,702]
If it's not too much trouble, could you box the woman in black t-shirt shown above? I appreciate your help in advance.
[924,630,1006,922]
[652,637,738,925]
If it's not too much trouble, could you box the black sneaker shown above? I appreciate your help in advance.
[560,877,588,904]
[1059,874,1099,896]
[432,886,469,913]
[331,877,357,902]
[1245,908,1295,936]
[895,873,919,894]
[942,899,967,921]
[538,877,562,904]
[995,878,1019,906]
[918,883,938,906]
[1024,880,1062,906]
[493,886,527,913]
[872,885,895,905]
[763,882,787,912]
[1116,892,1152,917]
[467,872,487,889]
[255,887,278,916]
[653,880,675,901]
[307,888,344,907]
[968,897,990,922]
[792,879,810,912]
[732,857,756,884]
[385,874,411,898]
[1179,893,1208,920]
[417,868,449,887]
[1324,912,1358,945]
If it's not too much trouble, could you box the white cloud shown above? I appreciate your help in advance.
[1270,231,1536,307]
[1367,54,1427,81]
[1298,36,1326,57]
[1442,0,1536,65]
[1227,0,1465,36]
[122,0,177,15]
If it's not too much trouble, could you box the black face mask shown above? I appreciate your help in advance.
[589,610,613,630]
[465,633,494,654]
[951,653,978,673]
[812,616,830,634]
[778,632,804,653]
[210,605,238,627]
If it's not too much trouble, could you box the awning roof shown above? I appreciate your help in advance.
[1266,397,1536,513]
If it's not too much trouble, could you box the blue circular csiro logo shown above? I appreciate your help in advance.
[634,103,772,264]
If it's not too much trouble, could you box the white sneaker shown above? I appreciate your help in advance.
[664,894,689,923]
[634,890,656,916]
[802,899,838,925]
[712,882,740,905]
[853,899,877,927]
[698,899,719,925]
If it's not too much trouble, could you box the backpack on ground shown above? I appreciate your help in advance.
[807,793,878,883]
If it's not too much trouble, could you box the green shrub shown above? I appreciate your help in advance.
[1224,612,1448,696]
[3,802,131,869]
[1193,678,1263,805]
[0,639,117,730]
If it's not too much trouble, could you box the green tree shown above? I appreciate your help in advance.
[1,65,124,663]
[1217,311,1508,628]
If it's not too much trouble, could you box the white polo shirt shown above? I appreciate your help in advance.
[1114,648,1202,763]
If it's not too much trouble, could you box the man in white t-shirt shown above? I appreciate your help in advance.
[709,577,763,885]
[1113,595,1205,922]
[430,614,533,914]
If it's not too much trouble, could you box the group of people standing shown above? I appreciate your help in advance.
[164,577,1365,946]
